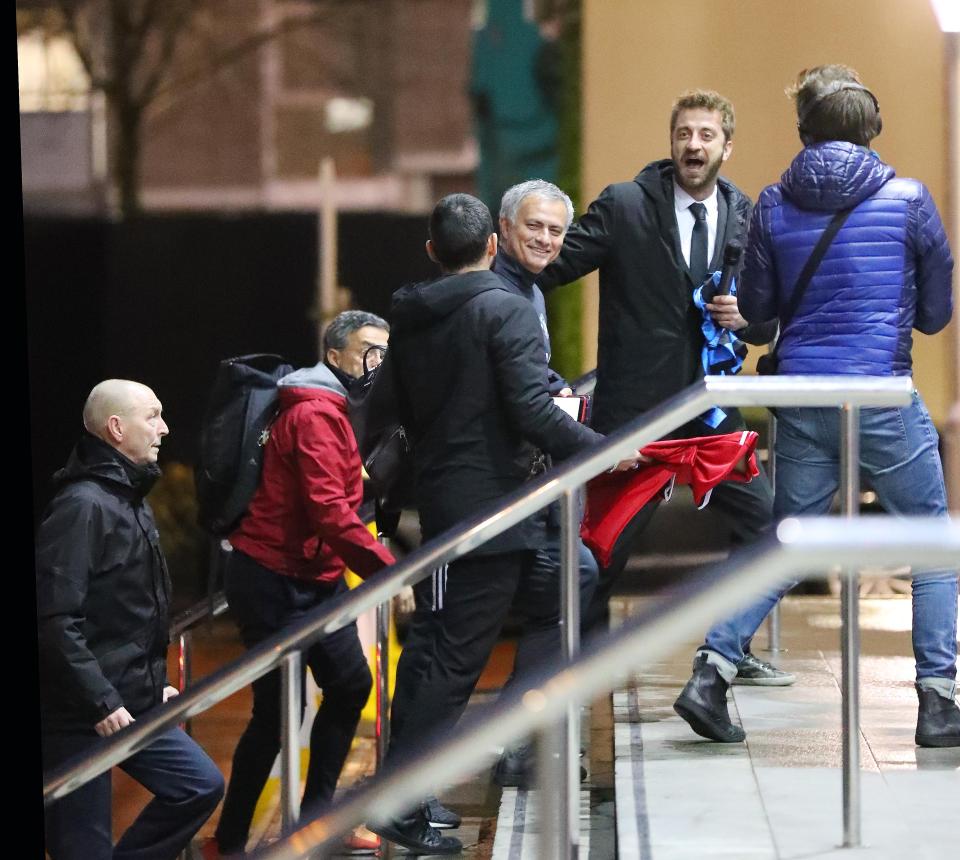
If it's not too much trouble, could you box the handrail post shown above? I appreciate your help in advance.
[839,404,861,847]
[178,631,193,735]
[173,634,192,860]
[375,537,392,770]
[559,488,580,859]
[281,651,302,834]
[536,719,566,860]
[765,410,782,653]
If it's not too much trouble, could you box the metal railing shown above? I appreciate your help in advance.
[43,375,917,853]
[257,516,958,859]
[169,591,228,734]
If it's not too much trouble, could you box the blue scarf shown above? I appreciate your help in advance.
[693,271,747,428]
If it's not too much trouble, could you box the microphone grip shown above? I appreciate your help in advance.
[716,242,743,297]
[716,266,735,296]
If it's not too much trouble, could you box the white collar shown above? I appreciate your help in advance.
[673,181,719,218]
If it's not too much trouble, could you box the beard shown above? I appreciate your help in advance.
[674,151,724,196]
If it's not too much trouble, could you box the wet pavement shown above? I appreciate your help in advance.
[606,595,959,860]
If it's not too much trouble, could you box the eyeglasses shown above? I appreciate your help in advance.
[362,344,387,374]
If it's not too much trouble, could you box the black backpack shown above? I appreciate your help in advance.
[195,353,293,536]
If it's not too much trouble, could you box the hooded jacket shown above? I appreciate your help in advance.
[540,160,775,434]
[229,362,394,581]
[739,141,954,374]
[388,269,602,555]
[37,433,171,730]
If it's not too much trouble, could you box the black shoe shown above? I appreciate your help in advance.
[674,653,746,743]
[915,683,960,748]
[493,745,588,789]
[367,810,462,855]
[423,795,461,830]
[493,744,534,789]
[733,652,796,686]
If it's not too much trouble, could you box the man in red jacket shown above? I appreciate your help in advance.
[206,312,394,858]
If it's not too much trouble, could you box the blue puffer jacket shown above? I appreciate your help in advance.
[739,141,953,375]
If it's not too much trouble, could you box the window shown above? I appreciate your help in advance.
[18,25,90,112]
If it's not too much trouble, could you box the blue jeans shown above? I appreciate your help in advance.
[43,726,223,860]
[704,391,958,681]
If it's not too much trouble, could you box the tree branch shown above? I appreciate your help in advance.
[54,0,99,84]
[135,0,196,108]
[150,2,367,106]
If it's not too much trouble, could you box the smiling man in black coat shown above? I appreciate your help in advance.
[38,380,223,860]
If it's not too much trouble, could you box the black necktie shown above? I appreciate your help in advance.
[689,201,708,286]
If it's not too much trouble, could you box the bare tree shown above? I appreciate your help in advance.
[35,0,367,217]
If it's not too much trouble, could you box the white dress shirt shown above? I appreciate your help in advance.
[674,182,719,268]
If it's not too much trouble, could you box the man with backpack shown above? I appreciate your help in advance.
[204,311,395,858]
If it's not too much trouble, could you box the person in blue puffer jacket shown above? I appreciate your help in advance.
[738,64,959,747]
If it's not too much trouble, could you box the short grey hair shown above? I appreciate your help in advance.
[323,309,389,354]
[499,179,574,229]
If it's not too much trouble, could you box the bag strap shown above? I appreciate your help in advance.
[772,205,855,354]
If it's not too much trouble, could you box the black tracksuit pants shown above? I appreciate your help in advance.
[387,551,531,775]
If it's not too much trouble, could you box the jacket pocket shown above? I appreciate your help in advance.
[98,639,150,706]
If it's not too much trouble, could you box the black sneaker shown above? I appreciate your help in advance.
[423,795,461,830]
[733,652,796,686]
[493,744,534,789]
[493,745,588,789]
[367,811,462,855]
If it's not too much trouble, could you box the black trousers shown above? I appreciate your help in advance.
[387,551,531,773]
[500,526,598,697]
[215,550,372,853]
[390,532,599,759]
[582,459,774,634]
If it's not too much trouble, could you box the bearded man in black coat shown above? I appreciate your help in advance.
[539,90,793,740]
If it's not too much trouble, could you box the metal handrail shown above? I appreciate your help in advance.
[170,592,228,639]
[257,517,959,859]
[42,375,913,807]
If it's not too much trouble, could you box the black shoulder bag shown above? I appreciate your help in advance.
[757,206,854,375]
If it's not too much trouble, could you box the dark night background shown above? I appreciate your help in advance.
[26,212,436,519]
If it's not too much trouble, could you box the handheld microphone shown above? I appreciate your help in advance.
[716,241,742,296]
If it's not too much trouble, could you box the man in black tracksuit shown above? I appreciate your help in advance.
[539,90,791,723]
[372,194,631,854]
